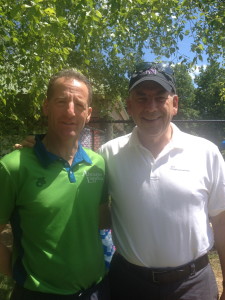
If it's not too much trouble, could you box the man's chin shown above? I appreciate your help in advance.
[58,131,79,140]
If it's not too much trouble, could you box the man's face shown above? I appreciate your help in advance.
[127,81,178,140]
[43,77,92,141]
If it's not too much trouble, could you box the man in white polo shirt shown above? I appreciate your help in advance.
[99,62,225,300]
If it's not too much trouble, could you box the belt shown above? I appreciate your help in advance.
[116,253,209,285]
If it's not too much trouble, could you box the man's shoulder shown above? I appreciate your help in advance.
[1,148,34,170]
[99,133,132,153]
[178,130,220,156]
[181,130,218,147]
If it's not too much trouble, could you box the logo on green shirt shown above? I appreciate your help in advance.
[36,177,46,187]
[83,170,104,183]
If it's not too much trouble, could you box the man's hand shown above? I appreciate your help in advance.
[0,224,12,277]
[211,211,225,300]
[13,135,36,149]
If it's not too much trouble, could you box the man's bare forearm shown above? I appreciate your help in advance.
[0,242,12,277]
[0,224,12,277]
[211,211,225,300]
[99,202,111,229]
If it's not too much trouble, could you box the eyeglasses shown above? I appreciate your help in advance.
[129,62,174,79]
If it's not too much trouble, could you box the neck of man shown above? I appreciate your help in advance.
[42,133,79,166]
[137,125,173,158]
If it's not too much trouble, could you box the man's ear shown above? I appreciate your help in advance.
[85,107,92,124]
[42,99,48,117]
[172,95,179,116]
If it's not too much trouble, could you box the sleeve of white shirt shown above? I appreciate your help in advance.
[208,146,225,217]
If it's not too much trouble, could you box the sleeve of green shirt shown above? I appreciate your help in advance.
[0,160,17,225]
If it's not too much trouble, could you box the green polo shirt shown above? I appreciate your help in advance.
[0,138,107,294]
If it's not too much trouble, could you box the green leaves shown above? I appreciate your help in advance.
[1,0,225,135]
[174,64,198,120]
[194,60,225,119]
[44,8,56,16]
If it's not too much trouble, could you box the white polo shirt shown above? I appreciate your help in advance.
[99,123,225,268]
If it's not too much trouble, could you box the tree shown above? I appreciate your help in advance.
[173,64,198,120]
[194,60,225,144]
[194,61,225,119]
[1,0,225,134]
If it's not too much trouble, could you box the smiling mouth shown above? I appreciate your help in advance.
[62,122,76,126]
[142,116,161,122]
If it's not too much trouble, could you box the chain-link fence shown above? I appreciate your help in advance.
[1,120,225,156]
[84,119,225,151]
[80,127,106,151]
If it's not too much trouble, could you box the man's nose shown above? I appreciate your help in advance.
[66,101,75,116]
[144,98,157,111]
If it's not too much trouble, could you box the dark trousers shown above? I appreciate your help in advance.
[10,276,110,300]
[109,253,219,300]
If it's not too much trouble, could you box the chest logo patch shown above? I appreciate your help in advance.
[83,170,104,183]
[36,177,46,187]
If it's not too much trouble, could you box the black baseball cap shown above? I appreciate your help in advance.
[129,62,176,93]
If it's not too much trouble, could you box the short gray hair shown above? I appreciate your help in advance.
[47,69,93,104]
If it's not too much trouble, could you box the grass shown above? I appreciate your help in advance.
[209,249,223,296]
[0,250,222,300]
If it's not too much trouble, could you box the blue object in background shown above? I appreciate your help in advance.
[99,229,115,269]
[220,141,225,150]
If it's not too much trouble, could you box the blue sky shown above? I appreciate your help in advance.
[142,34,209,80]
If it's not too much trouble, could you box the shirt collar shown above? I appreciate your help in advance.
[129,126,140,147]
[129,123,184,151]
[169,123,185,150]
[34,135,92,168]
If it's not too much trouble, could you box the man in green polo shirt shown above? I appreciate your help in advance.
[0,69,110,300]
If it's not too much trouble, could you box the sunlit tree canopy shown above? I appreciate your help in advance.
[1,0,225,133]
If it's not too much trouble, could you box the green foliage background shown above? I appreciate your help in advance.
[1,0,225,135]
